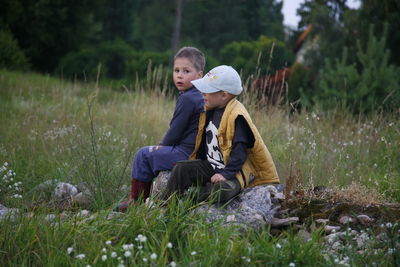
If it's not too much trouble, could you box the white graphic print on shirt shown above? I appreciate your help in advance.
[206,120,225,170]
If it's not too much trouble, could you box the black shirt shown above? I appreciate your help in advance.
[198,108,255,180]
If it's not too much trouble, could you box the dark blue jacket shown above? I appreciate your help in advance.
[160,87,204,155]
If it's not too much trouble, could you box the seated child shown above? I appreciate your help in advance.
[116,47,205,211]
[164,65,280,204]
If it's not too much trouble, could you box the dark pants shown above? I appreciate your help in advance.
[164,160,241,204]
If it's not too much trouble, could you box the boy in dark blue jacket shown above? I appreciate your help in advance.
[116,47,205,211]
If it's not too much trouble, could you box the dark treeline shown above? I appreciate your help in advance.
[1,0,399,113]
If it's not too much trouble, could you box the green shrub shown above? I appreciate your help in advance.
[127,50,170,79]
[58,39,135,81]
[287,62,313,107]
[58,40,173,83]
[0,29,29,71]
[315,26,400,113]
[220,35,294,77]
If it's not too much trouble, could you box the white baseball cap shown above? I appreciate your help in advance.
[191,65,243,95]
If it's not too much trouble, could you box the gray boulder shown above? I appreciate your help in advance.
[151,171,285,231]
[0,203,18,221]
[54,182,79,200]
[193,185,282,231]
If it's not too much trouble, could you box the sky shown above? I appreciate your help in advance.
[282,0,361,27]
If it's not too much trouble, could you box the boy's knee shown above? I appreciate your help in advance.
[213,179,241,203]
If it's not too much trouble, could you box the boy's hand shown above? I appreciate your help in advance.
[210,173,227,184]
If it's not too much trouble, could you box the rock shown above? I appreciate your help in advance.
[316,218,330,224]
[150,171,170,198]
[357,214,374,226]
[76,209,90,218]
[54,182,78,200]
[193,185,281,231]
[0,203,18,221]
[298,229,311,242]
[270,217,299,227]
[151,172,290,231]
[107,211,124,220]
[60,212,69,220]
[45,214,56,222]
[355,232,370,249]
[338,215,354,224]
[324,225,341,233]
[27,179,59,200]
[71,192,91,207]
[76,183,91,196]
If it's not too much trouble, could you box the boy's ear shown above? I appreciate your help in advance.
[197,71,203,78]
[221,91,230,100]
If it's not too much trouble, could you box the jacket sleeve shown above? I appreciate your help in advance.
[160,94,193,146]
[219,116,255,179]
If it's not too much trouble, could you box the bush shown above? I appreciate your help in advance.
[58,39,135,81]
[287,62,314,107]
[127,50,170,79]
[315,26,400,113]
[0,29,29,71]
[58,40,173,83]
[220,35,294,77]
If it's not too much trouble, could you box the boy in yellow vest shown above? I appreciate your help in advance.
[164,65,279,204]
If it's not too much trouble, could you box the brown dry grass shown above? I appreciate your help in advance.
[332,182,388,206]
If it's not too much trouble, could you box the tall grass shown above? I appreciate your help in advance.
[0,69,399,266]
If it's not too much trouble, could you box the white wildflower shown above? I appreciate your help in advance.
[102,255,107,261]
[123,244,133,250]
[105,240,112,245]
[167,242,173,248]
[102,248,107,253]
[150,253,157,260]
[289,263,296,267]
[124,251,132,257]
[191,251,197,255]
[143,257,148,262]
[75,254,86,259]
[136,234,147,243]
[111,252,117,258]
[67,247,74,254]
[170,261,177,267]
[276,243,282,249]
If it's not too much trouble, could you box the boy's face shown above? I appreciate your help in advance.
[173,58,202,91]
[202,91,230,109]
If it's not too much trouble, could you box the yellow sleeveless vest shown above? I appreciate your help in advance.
[190,98,280,189]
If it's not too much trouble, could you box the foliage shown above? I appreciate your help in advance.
[181,0,285,56]
[0,29,29,71]
[220,35,295,77]
[0,0,104,72]
[296,0,350,72]
[287,62,313,106]
[100,0,140,44]
[357,0,400,66]
[315,26,400,113]
[58,40,171,82]
[0,69,399,266]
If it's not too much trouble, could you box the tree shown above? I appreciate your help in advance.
[295,0,349,71]
[181,0,284,56]
[0,0,104,72]
[220,35,294,77]
[316,26,400,113]
[100,0,139,44]
[357,0,400,66]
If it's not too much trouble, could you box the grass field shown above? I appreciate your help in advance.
[0,70,399,266]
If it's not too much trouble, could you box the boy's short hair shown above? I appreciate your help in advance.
[174,47,205,72]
